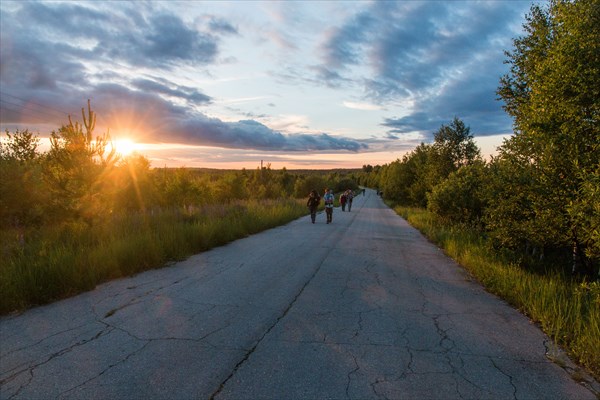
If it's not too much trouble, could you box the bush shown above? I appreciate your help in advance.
[427,161,488,226]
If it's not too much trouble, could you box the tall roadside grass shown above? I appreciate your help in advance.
[395,206,600,380]
[0,199,308,314]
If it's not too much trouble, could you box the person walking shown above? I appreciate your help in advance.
[340,192,347,211]
[323,188,334,224]
[306,189,320,224]
[346,189,354,212]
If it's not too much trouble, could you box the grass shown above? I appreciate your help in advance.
[394,206,600,381]
[0,199,308,314]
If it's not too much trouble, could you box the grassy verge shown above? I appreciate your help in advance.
[0,199,308,314]
[395,206,600,381]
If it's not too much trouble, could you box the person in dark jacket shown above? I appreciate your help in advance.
[340,193,347,211]
[345,189,354,211]
[307,189,320,223]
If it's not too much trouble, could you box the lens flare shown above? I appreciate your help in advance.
[113,139,136,156]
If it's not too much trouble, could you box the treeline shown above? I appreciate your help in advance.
[0,101,360,232]
[359,0,599,279]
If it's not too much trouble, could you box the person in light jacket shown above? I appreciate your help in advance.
[323,188,334,224]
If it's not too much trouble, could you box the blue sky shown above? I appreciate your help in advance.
[0,1,535,169]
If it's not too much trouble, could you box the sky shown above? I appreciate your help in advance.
[0,0,537,169]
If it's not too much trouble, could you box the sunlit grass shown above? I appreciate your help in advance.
[0,199,307,314]
[395,206,600,380]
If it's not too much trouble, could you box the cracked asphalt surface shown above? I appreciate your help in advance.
[1,189,595,399]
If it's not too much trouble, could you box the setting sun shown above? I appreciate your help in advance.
[112,139,137,156]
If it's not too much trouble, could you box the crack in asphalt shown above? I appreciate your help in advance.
[56,339,152,400]
[491,358,518,400]
[2,327,114,399]
[208,241,338,400]
[0,321,90,362]
[345,351,361,399]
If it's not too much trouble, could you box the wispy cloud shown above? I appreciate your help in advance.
[343,101,382,111]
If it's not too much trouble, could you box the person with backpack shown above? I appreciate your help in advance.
[307,189,320,224]
[346,189,354,212]
[340,192,347,211]
[323,188,335,224]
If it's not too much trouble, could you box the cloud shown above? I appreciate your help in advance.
[169,116,367,152]
[131,78,212,105]
[133,13,218,66]
[315,1,528,138]
[343,101,382,111]
[7,2,224,70]
[205,16,239,36]
[1,78,367,153]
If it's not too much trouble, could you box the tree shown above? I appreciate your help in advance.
[293,174,327,198]
[43,100,117,223]
[380,118,480,208]
[0,129,46,227]
[113,154,156,212]
[427,118,481,193]
[427,160,488,226]
[496,0,599,276]
[432,117,480,169]
[0,129,40,162]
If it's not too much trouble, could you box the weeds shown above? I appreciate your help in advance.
[0,199,307,314]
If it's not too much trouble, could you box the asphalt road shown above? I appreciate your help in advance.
[1,189,596,399]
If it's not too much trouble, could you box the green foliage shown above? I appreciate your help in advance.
[432,117,481,169]
[427,161,488,226]
[0,128,40,162]
[403,144,433,206]
[43,100,117,223]
[155,167,205,207]
[427,117,481,191]
[113,154,157,211]
[373,118,480,208]
[569,167,600,260]
[0,129,46,227]
[0,199,307,313]
[333,177,359,194]
[380,160,410,204]
[496,0,599,276]
[482,156,538,250]
[293,174,327,198]
[215,171,250,201]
